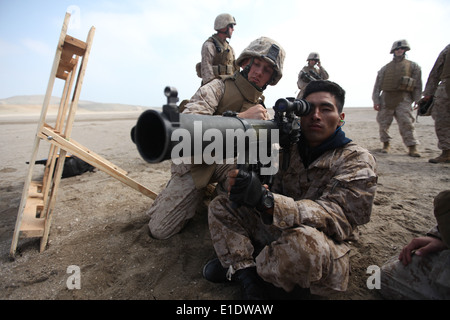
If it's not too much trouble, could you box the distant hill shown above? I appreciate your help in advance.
[0,95,151,114]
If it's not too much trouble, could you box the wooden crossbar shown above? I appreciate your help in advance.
[38,125,156,199]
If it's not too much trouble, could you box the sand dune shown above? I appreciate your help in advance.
[0,95,149,115]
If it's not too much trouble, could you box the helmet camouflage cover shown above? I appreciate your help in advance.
[307,52,320,61]
[390,39,411,54]
[214,13,236,31]
[235,37,286,86]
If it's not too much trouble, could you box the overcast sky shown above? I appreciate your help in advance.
[0,0,449,108]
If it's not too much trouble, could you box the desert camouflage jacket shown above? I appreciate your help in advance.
[183,78,226,115]
[423,44,450,97]
[200,35,236,84]
[270,142,377,242]
[372,57,422,105]
[297,65,329,90]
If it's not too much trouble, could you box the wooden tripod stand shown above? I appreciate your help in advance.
[10,13,156,257]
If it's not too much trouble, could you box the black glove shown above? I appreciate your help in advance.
[229,169,273,211]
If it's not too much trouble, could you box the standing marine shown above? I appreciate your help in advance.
[419,44,450,163]
[296,52,329,98]
[196,13,237,85]
[372,39,423,157]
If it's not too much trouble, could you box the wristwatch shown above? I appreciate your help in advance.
[260,191,274,210]
[222,110,239,117]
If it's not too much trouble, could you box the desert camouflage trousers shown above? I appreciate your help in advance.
[431,83,450,150]
[147,162,233,239]
[381,250,450,299]
[208,194,350,296]
[376,96,418,146]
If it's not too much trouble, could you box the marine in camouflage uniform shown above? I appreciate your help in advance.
[296,52,329,98]
[147,37,285,240]
[197,14,237,85]
[204,80,377,298]
[372,40,423,157]
[381,190,450,299]
[420,44,450,163]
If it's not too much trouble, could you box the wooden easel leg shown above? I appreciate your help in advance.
[41,63,76,217]
[9,13,70,257]
[10,137,41,256]
[40,148,68,252]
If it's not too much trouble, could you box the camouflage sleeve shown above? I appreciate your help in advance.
[231,46,238,71]
[372,66,385,105]
[319,66,329,80]
[423,45,450,96]
[201,41,216,84]
[411,62,422,102]
[297,72,303,89]
[297,66,308,90]
[182,79,225,115]
[271,147,377,242]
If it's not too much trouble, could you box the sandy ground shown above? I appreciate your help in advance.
[0,107,448,301]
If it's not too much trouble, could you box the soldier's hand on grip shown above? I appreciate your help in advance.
[228,169,267,210]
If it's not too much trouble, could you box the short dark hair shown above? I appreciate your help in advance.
[303,80,346,113]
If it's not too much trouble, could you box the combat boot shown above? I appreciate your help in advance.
[202,258,228,283]
[233,267,267,300]
[429,150,450,163]
[408,145,420,157]
[381,142,390,153]
[203,259,268,299]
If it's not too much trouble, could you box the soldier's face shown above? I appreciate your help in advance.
[246,57,274,88]
[301,91,345,147]
[227,24,234,38]
[394,48,405,57]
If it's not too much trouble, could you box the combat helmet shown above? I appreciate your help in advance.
[236,37,285,86]
[214,13,236,31]
[307,52,320,61]
[390,39,411,54]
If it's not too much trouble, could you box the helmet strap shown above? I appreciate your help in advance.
[241,57,254,80]
[225,27,232,38]
[217,25,232,38]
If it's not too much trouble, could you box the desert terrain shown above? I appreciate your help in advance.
[0,101,448,303]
